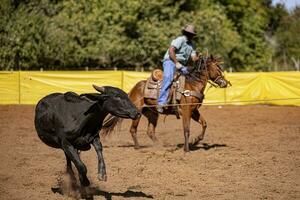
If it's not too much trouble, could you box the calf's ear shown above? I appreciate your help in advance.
[93,85,105,93]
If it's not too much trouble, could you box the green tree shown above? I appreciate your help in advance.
[0,0,298,71]
[274,6,300,70]
[216,0,273,71]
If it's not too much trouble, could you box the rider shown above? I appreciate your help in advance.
[157,24,198,113]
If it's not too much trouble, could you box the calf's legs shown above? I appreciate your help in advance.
[92,137,107,181]
[62,140,90,187]
[64,152,77,188]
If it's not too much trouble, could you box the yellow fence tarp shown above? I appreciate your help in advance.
[19,71,123,104]
[0,72,20,104]
[1,71,300,106]
[122,71,150,92]
[223,72,300,106]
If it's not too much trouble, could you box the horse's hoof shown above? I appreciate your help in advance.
[134,145,140,150]
[98,174,107,182]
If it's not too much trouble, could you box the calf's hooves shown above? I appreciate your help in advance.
[98,174,107,182]
[81,187,93,200]
[81,178,90,187]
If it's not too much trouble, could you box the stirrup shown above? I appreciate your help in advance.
[156,105,164,113]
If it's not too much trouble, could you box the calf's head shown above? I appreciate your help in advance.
[93,85,140,119]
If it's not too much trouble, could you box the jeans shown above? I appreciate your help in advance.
[157,59,175,105]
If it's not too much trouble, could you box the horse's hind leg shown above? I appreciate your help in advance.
[143,109,159,144]
[128,84,144,149]
[191,109,207,146]
[130,116,141,149]
[181,106,192,152]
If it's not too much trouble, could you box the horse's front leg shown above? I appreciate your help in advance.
[181,106,192,152]
[92,136,107,181]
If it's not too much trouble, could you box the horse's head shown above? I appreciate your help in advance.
[194,55,230,88]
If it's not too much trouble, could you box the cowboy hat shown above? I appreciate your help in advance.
[182,24,196,35]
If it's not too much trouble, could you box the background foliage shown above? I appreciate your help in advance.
[0,0,299,71]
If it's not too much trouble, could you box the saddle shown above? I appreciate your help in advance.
[144,68,204,116]
[144,69,203,101]
[144,69,185,101]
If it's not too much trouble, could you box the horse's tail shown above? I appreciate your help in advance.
[100,114,123,137]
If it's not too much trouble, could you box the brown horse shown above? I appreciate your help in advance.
[104,55,230,152]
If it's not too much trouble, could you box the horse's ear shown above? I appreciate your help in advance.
[210,54,214,60]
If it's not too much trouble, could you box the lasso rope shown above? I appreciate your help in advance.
[137,97,300,108]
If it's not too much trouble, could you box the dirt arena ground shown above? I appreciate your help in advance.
[0,105,299,200]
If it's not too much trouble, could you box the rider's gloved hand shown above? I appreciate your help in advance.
[180,66,189,75]
[175,62,183,69]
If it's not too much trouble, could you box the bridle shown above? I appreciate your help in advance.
[194,56,227,88]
